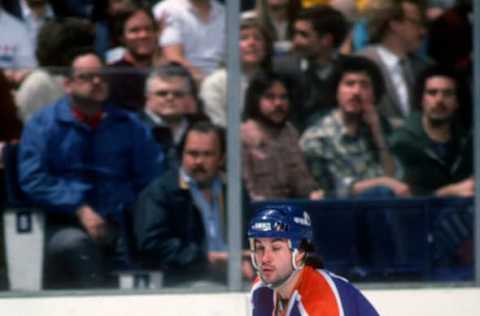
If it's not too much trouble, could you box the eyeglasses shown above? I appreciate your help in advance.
[152,90,188,98]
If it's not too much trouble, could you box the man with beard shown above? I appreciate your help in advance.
[133,121,253,286]
[18,49,163,288]
[241,71,323,201]
[300,56,410,198]
[300,56,411,272]
[391,66,473,197]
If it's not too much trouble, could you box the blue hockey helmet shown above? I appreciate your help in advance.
[248,204,313,250]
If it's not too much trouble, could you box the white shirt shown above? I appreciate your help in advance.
[0,9,36,68]
[153,0,226,76]
[199,68,248,127]
[377,45,411,116]
[19,0,54,50]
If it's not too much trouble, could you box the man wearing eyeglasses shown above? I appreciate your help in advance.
[360,0,431,128]
[18,49,164,289]
[141,64,204,170]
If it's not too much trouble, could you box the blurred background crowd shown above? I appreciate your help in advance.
[0,0,474,290]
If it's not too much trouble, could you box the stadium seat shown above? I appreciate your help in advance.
[2,143,45,291]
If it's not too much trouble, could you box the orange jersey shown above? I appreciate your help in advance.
[249,266,379,316]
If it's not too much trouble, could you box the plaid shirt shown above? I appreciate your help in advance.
[242,119,318,201]
[300,109,384,197]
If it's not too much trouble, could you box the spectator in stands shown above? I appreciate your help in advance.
[300,56,410,199]
[133,121,252,286]
[274,5,349,133]
[141,63,205,170]
[242,71,323,201]
[108,5,159,111]
[2,0,56,51]
[391,66,473,197]
[300,56,412,270]
[18,49,164,289]
[91,0,137,62]
[0,3,37,87]
[200,15,272,127]
[359,0,430,128]
[153,0,226,81]
[251,0,302,55]
[15,18,94,123]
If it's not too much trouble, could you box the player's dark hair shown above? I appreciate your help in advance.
[299,240,324,269]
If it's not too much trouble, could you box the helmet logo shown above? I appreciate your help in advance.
[273,222,287,232]
[252,222,271,231]
[293,212,311,226]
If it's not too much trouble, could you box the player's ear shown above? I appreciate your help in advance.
[295,249,306,265]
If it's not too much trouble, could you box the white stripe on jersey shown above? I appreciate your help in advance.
[318,270,345,316]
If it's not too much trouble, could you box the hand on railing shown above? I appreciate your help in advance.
[435,177,475,198]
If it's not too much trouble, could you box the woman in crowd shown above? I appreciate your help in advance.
[200,15,273,127]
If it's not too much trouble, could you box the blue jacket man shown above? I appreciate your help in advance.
[19,97,162,222]
[18,51,164,289]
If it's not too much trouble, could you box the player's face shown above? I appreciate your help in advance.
[337,72,375,115]
[259,81,289,125]
[182,131,224,187]
[253,238,294,285]
[422,76,458,124]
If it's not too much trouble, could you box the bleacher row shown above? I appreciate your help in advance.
[3,143,473,290]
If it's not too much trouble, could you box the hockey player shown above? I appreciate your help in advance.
[248,205,380,316]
